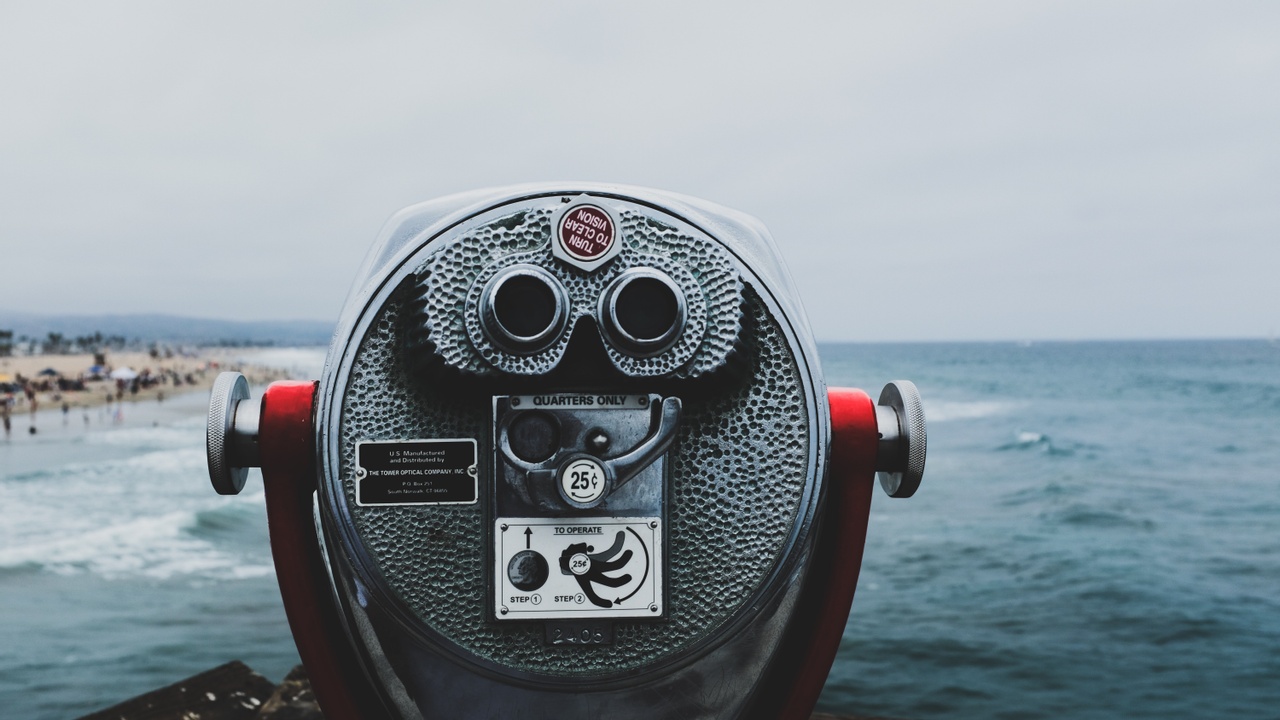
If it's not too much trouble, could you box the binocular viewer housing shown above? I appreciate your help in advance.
[207,184,926,720]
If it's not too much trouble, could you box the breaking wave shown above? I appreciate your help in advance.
[924,399,1016,422]
[0,443,273,581]
[0,508,274,581]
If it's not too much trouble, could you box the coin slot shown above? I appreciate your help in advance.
[507,411,561,464]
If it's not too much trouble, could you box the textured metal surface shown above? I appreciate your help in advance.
[876,380,927,498]
[207,371,251,495]
[336,288,810,679]
[407,203,744,378]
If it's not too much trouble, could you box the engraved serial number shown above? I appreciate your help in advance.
[551,627,607,645]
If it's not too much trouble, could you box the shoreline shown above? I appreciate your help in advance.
[0,350,291,421]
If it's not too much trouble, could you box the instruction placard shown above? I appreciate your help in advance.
[494,516,662,621]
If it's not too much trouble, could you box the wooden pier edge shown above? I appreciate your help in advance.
[76,661,904,720]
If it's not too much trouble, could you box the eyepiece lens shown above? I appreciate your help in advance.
[480,266,570,353]
[614,277,679,342]
[599,269,687,357]
[493,274,557,339]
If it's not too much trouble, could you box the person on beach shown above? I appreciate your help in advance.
[2,394,11,438]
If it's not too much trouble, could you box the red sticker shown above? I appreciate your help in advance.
[557,205,616,261]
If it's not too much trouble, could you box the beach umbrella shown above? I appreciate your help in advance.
[110,367,139,380]
[38,367,60,376]
[88,365,106,375]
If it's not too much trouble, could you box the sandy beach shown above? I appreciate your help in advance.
[0,349,286,421]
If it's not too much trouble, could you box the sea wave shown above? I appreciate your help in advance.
[925,399,1016,422]
[86,416,204,449]
[1131,373,1280,411]
[188,490,267,540]
[996,430,1082,456]
[3,447,206,486]
[0,442,271,581]
[0,508,274,581]
[1044,503,1156,531]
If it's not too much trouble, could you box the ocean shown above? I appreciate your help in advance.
[1,341,1276,719]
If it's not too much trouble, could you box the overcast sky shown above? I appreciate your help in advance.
[1,1,1276,341]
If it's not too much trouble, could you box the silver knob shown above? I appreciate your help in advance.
[206,372,262,495]
[874,380,927,498]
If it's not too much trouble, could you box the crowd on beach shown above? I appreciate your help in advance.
[1,349,282,439]
[1,364,203,438]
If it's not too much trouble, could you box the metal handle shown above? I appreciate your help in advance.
[875,380,927,498]
[206,371,262,495]
[498,396,682,509]
[603,396,682,487]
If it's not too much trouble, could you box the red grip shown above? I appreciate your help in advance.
[259,381,378,720]
[759,387,879,720]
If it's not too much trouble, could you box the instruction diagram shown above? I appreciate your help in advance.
[494,516,662,621]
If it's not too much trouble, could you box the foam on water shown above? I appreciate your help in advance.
[0,424,273,581]
[925,399,1016,422]
[0,508,274,580]
[85,416,206,449]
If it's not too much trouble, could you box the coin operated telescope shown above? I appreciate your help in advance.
[206,184,927,720]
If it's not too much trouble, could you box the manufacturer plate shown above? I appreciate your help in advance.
[355,439,477,506]
[495,516,662,620]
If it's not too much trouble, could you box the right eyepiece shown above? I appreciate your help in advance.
[598,268,688,357]
[480,265,571,354]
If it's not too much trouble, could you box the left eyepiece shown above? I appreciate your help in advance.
[480,265,571,354]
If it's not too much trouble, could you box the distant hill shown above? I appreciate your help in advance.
[0,311,334,347]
